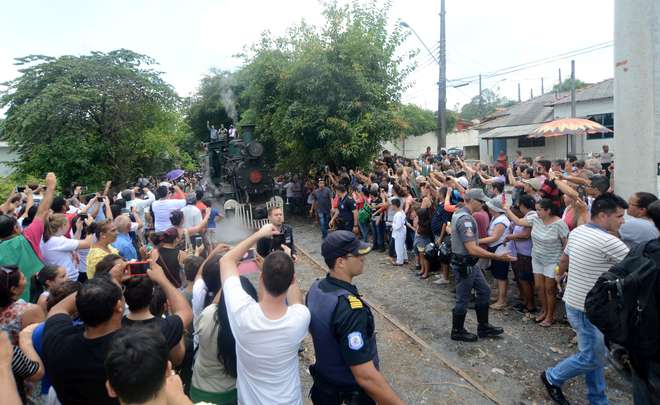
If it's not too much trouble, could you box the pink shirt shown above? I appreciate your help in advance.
[22,217,45,260]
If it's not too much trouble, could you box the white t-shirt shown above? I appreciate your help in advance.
[41,236,80,280]
[223,276,310,405]
[151,199,186,232]
[181,204,202,230]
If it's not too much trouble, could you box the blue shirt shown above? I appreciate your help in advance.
[32,322,51,395]
[207,208,221,229]
[113,233,137,261]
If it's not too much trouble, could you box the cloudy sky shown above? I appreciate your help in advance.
[0,0,614,111]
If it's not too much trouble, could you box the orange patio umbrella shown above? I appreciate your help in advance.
[528,118,612,138]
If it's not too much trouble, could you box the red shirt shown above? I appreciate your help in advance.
[22,217,45,260]
[195,201,208,212]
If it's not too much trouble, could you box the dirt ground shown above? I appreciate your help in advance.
[286,217,633,405]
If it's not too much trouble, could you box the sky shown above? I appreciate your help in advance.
[0,0,614,112]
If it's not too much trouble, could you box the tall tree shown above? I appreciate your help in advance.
[459,89,514,121]
[1,49,195,188]
[227,0,414,171]
[552,78,588,92]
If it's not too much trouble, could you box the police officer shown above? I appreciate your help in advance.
[450,189,514,342]
[306,231,404,405]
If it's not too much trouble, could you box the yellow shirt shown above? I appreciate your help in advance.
[86,246,119,279]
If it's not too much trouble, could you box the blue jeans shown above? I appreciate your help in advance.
[358,221,370,242]
[371,219,384,250]
[318,212,330,240]
[546,305,608,405]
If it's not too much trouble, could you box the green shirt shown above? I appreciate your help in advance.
[0,235,44,301]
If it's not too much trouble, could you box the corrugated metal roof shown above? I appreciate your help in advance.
[553,78,613,105]
[480,123,541,139]
[474,91,569,130]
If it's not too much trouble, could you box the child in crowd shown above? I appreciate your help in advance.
[390,198,408,266]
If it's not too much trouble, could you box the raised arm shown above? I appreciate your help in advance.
[36,173,56,220]
[219,224,278,284]
[505,208,532,227]
[147,255,192,330]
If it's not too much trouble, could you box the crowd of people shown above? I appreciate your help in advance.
[297,146,657,404]
[0,140,658,404]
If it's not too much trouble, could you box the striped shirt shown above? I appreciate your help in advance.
[529,213,569,265]
[563,223,630,311]
[12,345,40,379]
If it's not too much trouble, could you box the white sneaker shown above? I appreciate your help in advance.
[433,277,450,285]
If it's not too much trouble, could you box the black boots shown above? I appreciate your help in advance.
[476,304,504,338]
[450,311,477,342]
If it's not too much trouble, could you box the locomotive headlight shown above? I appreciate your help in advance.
[249,170,263,184]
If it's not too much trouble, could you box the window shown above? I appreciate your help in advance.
[586,113,614,140]
[518,137,545,148]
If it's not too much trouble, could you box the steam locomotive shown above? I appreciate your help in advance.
[205,125,281,225]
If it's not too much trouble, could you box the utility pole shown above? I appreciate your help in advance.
[559,68,562,87]
[478,74,483,117]
[530,88,534,100]
[517,83,521,102]
[437,0,447,152]
[570,59,577,154]
[541,77,544,94]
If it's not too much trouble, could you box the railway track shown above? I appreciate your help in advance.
[295,245,504,405]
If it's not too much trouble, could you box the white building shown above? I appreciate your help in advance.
[476,79,614,163]
[383,120,480,159]
[0,141,16,176]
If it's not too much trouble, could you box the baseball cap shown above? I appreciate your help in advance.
[321,231,371,267]
[523,178,543,191]
[486,198,506,213]
[464,188,487,202]
[457,177,469,189]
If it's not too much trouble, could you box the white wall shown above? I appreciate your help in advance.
[383,129,479,159]
[0,143,16,177]
[614,0,660,198]
[554,97,615,158]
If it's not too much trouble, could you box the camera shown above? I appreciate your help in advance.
[127,261,149,276]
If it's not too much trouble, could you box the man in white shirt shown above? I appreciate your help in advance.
[542,193,630,405]
[219,224,310,405]
[151,185,186,232]
[180,193,202,229]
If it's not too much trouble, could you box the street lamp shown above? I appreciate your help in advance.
[399,21,438,64]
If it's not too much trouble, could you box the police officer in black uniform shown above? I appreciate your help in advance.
[450,189,514,342]
[306,231,404,405]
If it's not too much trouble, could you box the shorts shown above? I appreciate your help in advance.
[532,258,556,278]
[487,246,510,280]
[414,235,431,253]
[512,254,533,282]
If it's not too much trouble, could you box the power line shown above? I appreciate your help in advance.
[448,41,612,85]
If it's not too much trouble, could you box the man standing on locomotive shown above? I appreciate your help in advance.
[450,189,515,342]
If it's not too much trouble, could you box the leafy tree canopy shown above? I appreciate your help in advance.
[0,49,196,189]
[459,88,515,121]
[552,78,588,92]
[192,0,415,171]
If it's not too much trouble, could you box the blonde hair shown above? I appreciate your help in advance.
[45,214,68,242]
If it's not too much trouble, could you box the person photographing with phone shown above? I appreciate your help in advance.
[267,205,297,261]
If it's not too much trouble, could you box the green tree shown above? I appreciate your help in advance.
[552,78,588,92]
[226,0,414,171]
[187,69,239,142]
[459,89,514,121]
[395,104,435,136]
[0,49,195,189]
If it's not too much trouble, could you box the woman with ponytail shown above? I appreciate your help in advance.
[29,265,67,312]
[150,228,186,288]
[42,214,93,281]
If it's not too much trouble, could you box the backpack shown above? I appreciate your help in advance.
[358,204,372,224]
[585,239,660,356]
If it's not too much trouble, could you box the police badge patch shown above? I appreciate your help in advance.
[347,331,364,350]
